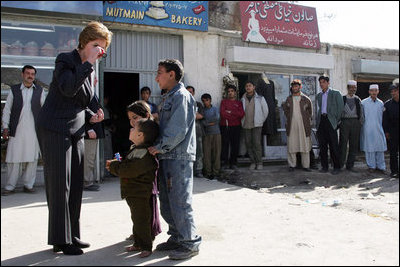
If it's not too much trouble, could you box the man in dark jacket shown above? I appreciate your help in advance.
[383,83,399,178]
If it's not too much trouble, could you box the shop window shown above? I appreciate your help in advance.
[1,21,83,165]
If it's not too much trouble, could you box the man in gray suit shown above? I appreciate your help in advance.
[316,75,344,175]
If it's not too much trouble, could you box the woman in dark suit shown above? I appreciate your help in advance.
[37,21,112,255]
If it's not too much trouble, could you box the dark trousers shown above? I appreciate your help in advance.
[388,130,399,174]
[339,118,361,169]
[221,125,241,166]
[317,116,340,170]
[126,196,153,251]
[38,127,84,245]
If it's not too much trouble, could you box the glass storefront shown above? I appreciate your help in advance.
[1,21,83,164]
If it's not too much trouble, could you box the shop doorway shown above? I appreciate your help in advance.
[104,72,139,158]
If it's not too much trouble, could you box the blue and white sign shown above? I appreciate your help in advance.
[104,1,208,32]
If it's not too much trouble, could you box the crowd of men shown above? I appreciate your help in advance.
[186,76,399,180]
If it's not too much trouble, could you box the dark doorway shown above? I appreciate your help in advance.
[356,82,392,102]
[104,72,139,158]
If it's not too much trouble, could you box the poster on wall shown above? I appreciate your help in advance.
[103,1,208,32]
[239,1,320,49]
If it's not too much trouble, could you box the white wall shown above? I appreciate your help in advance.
[183,34,224,107]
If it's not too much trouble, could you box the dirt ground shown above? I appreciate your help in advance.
[219,159,399,222]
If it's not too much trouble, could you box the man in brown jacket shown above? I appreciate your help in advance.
[282,79,313,172]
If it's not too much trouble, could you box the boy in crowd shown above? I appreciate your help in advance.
[201,93,221,179]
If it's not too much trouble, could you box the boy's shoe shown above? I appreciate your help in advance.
[84,184,100,191]
[2,189,15,196]
[375,169,387,175]
[249,163,256,170]
[156,241,181,251]
[168,247,199,260]
[256,164,263,170]
[23,186,35,193]
[331,168,341,175]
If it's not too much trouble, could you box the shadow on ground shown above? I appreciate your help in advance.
[219,163,399,195]
[0,240,189,266]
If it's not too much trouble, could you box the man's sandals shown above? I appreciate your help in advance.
[125,245,152,258]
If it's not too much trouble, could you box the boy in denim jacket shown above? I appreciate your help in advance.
[148,59,201,260]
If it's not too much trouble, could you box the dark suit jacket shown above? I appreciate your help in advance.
[38,49,99,137]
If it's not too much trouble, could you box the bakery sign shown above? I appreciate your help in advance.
[239,1,320,49]
[103,1,208,32]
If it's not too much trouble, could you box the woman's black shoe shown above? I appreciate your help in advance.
[72,237,90,248]
[53,244,83,255]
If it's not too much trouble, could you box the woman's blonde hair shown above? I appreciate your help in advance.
[78,21,113,49]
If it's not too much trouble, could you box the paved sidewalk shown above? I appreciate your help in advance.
[1,172,399,266]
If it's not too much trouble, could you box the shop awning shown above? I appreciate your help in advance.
[226,46,334,72]
[352,59,399,76]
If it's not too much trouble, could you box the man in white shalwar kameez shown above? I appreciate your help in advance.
[360,84,387,173]
[282,79,313,172]
[2,65,46,195]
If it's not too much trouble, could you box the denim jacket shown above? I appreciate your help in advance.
[155,82,196,161]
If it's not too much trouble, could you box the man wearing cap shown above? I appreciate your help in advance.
[316,76,344,175]
[360,84,387,174]
[339,80,364,172]
[282,79,313,172]
[383,83,399,178]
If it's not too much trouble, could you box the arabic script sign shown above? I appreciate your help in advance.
[104,1,208,32]
[240,1,320,49]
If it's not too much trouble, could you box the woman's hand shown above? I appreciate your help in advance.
[90,108,104,123]
[87,46,104,65]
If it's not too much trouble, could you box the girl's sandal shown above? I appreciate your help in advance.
[125,245,141,252]
[139,250,152,258]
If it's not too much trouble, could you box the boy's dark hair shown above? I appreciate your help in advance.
[127,100,151,118]
[158,59,184,82]
[22,65,37,74]
[186,85,195,92]
[225,84,237,91]
[140,86,151,94]
[245,80,255,86]
[136,118,159,147]
[201,93,211,100]
[318,75,330,83]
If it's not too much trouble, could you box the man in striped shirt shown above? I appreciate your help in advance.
[339,80,364,172]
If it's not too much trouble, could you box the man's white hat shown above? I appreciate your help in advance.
[347,80,357,86]
[369,84,379,90]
